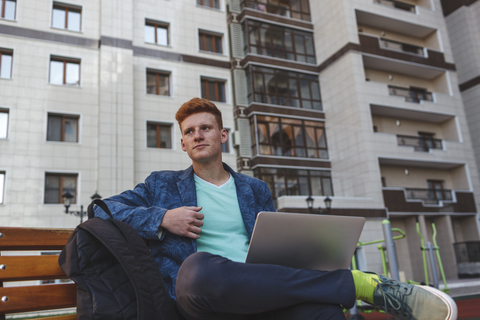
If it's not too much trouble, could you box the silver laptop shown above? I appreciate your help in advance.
[245,212,366,271]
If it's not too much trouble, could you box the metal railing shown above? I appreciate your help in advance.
[388,85,434,103]
[453,241,480,278]
[380,38,424,56]
[405,188,453,204]
[397,134,443,152]
[454,241,480,263]
[374,0,416,12]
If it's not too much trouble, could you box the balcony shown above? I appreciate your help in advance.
[359,34,455,73]
[374,0,416,13]
[388,85,433,103]
[383,188,477,213]
[404,187,453,204]
[380,38,424,56]
[397,134,442,152]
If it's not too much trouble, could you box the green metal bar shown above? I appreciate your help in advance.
[378,244,389,276]
[416,217,430,286]
[358,228,406,247]
[431,219,449,293]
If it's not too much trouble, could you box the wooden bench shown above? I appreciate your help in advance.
[0,226,77,320]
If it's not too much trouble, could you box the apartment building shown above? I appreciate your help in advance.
[227,0,480,281]
[0,0,479,282]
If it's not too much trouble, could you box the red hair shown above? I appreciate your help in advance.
[176,98,223,130]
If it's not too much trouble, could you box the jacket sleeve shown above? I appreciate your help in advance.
[94,173,167,240]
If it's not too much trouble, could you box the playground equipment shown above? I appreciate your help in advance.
[406,217,449,293]
[346,218,450,319]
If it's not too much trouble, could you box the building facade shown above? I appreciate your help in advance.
[1,0,479,282]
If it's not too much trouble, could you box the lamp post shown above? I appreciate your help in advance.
[305,195,332,214]
[62,191,102,223]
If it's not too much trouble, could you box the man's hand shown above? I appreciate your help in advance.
[160,206,204,239]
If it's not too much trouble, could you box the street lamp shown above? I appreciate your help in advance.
[306,195,314,213]
[305,195,332,214]
[62,191,102,223]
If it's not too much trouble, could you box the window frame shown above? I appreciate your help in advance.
[51,1,82,32]
[250,115,328,159]
[0,108,9,139]
[241,0,311,21]
[0,0,16,20]
[0,48,13,79]
[144,19,170,46]
[197,0,220,10]
[199,30,223,54]
[146,69,171,96]
[246,65,322,110]
[44,172,78,204]
[146,121,173,149]
[49,56,81,86]
[254,167,333,202]
[0,171,5,205]
[244,20,316,64]
[46,112,80,143]
[201,77,227,103]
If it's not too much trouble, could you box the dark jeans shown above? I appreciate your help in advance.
[176,252,356,320]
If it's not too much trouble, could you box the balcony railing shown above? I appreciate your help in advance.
[397,134,443,152]
[374,0,416,12]
[388,86,434,103]
[405,188,453,204]
[380,38,424,56]
[454,241,480,278]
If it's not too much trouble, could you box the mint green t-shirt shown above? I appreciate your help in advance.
[194,174,250,263]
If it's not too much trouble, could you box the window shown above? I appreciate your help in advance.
[49,56,80,86]
[0,108,9,139]
[222,129,230,153]
[199,31,222,54]
[44,173,77,204]
[147,122,172,149]
[197,0,219,9]
[0,0,16,20]
[427,180,447,203]
[47,113,79,142]
[146,70,170,96]
[254,167,333,202]
[251,115,328,159]
[201,78,226,102]
[242,0,311,21]
[145,20,169,46]
[0,48,13,79]
[0,171,4,204]
[52,2,82,32]
[246,66,322,110]
[244,20,316,64]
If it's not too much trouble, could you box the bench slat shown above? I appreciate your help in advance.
[0,283,76,314]
[0,227,73,250]
[0,256,68,281]
[35,315,77,320]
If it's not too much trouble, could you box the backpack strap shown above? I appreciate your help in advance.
[87,199,113,220]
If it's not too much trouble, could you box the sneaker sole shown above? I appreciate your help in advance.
[417,285,458,320]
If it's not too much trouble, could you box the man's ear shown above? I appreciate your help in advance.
[181,138,187,152]
[221,129,228,144]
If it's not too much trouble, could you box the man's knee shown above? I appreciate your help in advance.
[176,252,230,298]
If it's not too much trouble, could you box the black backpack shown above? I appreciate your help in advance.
[58,199,180,320]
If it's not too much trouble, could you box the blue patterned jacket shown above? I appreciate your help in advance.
[94,163,276,299]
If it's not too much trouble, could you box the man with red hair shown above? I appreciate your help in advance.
[97,98,457,320]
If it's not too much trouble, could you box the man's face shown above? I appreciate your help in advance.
[180,112,227,164]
